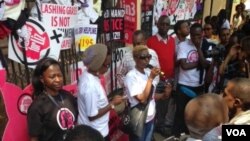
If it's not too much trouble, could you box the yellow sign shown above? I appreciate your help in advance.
[79,36,94,51]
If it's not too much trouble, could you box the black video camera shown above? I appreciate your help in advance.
[205,46,225,62]
[155,79,174,93]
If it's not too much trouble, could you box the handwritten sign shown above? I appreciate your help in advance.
[41,3,77,50]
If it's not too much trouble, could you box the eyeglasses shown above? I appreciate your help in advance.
[138,54,152,60]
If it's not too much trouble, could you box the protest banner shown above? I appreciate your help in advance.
[104,47,131,93]
[74,24,97,51]
[119,0,137,44]
[41,3,78,50]
[152,0,203,35]
[141,0,154,38]
[8,18,64,68]
[103,8,125,42]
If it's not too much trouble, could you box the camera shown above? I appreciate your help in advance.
[205,46,225,62]
[165,79,174,86]
[155,79,174,93]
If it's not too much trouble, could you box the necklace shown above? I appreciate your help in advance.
[45,91,64,108]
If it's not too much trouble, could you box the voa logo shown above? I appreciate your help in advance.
[226,129,246,136]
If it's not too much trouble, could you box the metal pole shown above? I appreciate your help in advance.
[210,0,214,16]
[60,51,67,85]
[109,8,114,92]
[20,38,30,84]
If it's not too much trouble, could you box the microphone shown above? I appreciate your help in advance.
[146,64,165,76]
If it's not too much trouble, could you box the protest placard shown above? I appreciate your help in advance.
[41,3,78,50]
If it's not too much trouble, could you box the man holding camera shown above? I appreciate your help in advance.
[207,28,230,93]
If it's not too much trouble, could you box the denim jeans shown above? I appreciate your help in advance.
[129,119,154,141]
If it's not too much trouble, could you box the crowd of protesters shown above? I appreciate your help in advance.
[1,0,250,141]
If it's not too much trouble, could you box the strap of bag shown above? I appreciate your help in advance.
[46,93,64,108]
[133,84,154,109]
[143,84,154,107]
[46,92,72,139]
[123,84,155,113]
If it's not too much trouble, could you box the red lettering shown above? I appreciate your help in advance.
[103,20,109,32]
[41,4,66,14]
[51,16,58,26]
[112,19,123,30]
[61,39,71,49]
[59,17,70,27]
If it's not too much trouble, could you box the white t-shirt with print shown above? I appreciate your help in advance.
[177,40,203,87]
[124,68,158,122]
[77,71,109,137]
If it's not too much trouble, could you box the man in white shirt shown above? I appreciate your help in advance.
[173,23,211,137]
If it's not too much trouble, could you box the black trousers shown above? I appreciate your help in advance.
[104,135,110,141]
[172,84,204,137]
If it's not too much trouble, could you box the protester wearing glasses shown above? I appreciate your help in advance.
[203,23,219,45]
[117,30,160,88]
[77,44,124,141]
[124,45,172,141]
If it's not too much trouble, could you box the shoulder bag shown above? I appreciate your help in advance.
[120,85,154,138]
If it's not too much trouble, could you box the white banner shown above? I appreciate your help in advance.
[8,18,64,68]
[105,47,131,94]
[152,0,203,34]
[41,3,78,50]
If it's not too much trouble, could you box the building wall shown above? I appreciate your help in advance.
[202,0,226,24]
[230,0,250,24]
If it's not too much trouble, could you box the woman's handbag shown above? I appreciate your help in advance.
[120,102,149,138]
[120,85,154,138]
